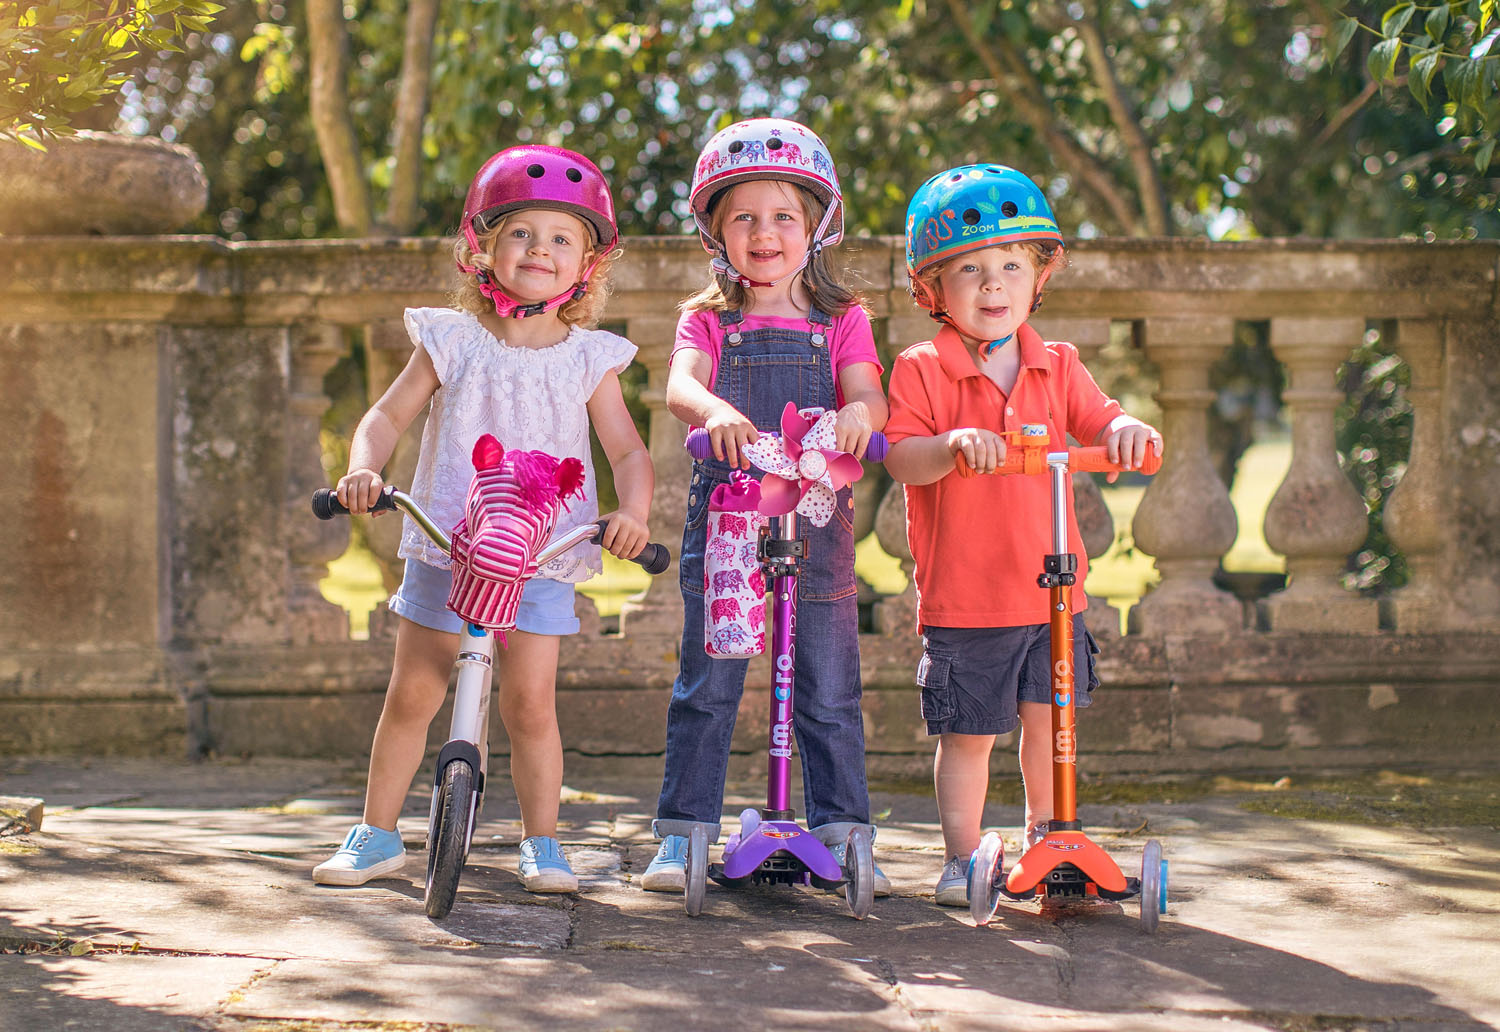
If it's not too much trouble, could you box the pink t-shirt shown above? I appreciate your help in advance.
[670,307,883,408]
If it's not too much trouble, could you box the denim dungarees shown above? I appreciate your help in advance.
[654,306,873,845]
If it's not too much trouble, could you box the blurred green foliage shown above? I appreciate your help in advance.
[99,0,1496,241]
[2,0,222,145]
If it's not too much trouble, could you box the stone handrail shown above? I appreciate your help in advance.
[2,235,1496,771]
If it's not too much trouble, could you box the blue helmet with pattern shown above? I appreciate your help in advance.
[904,165,1062,314]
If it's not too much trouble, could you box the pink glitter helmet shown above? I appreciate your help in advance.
[456,145,619,318]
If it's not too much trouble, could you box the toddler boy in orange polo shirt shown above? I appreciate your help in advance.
[884,166,1162,907]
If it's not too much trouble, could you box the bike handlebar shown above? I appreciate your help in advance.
[684,428,890,463]
[955,441,1162,479]
[310,488,670,575]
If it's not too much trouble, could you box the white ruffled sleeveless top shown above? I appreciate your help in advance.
[397,307,637,582]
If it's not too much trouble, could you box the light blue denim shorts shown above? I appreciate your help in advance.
[388,558,580,636]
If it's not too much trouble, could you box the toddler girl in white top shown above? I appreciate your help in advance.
[313,145,653,894]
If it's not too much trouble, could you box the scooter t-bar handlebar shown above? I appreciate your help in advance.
[685,428,890,463]
[954,424,1160,479]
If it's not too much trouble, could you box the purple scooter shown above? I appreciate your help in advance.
[685,407,889,919]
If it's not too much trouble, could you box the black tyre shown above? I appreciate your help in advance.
[425,759,475,919]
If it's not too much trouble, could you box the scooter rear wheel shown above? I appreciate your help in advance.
[684,824,709,916]
[843,826,874,920]
[1139,839,1166,934]
[425,759,475,920]
[969,831,1005,926]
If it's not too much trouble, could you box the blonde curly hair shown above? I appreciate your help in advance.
[450,214,619,328]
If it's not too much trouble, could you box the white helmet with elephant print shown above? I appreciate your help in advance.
[689,117,843,285]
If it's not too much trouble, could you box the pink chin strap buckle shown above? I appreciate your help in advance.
[457,223,599,319]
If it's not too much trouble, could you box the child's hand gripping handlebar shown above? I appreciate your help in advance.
[954,425,1161,478]
[685,428,890,462]
[310,487,671,575]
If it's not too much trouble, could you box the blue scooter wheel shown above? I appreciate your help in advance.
[1139,839,1165,934]
[969,831,1005,926]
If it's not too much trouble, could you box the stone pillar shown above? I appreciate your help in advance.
[616,315,687,638]
[1383,320,1449,631]
[871,310,933,637]
[1130,317,1242,635]
[285,323,351,644]
[1260,317,1380,633]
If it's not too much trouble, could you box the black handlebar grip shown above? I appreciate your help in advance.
[312,486,397,519]
[592,519,671,575]
[311,488,347,520]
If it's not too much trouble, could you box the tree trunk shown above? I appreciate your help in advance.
[305,0,373,236]
[942,0,1145,236]
[386,0,441,234]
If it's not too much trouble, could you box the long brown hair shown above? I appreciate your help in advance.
[450,212,620,328]
[681,181,864,317]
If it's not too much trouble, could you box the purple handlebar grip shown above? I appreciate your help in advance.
[685,428,714,460]
[686,428,889,462]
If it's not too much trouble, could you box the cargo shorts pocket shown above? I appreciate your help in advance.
[917,651,955,724]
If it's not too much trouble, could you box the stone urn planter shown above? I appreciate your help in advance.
[0,130,208,236]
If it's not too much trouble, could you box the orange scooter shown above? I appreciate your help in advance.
[957,424,1169,933]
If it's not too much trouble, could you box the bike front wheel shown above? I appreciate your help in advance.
[425,759,476,919]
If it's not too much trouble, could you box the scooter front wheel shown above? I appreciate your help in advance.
[843,826,875,920]
[969,831,1005,926]
[425,759,475,919]
[684,824,709,917]
[1139,839,1166,934]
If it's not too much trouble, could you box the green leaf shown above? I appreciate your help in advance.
[1410,46,1442,110]
[1367,37,1401,82]
[1477,138,1496,173]
[1328,16,1360,61]
[1425,3,1451,43]
[1381,3,1415,37]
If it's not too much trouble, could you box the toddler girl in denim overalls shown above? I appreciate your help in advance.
[639,118,891,894]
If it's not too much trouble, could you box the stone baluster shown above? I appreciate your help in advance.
[1383,320,1448,631]
[285,323,351,643]
[616,314,688,638]
[871,310,934,636]
[1033,316,1120,637]
[1130,317,1243,635]
[1260,317,1380,633]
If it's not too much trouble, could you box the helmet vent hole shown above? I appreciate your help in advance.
[962,208,982,225]
[950,174,963,182]
[526,164,545,179]
[566,167,583,182]
[767,138,782,150]
[728,140,745,154]
[987,166,1004,174]
[1001,201,1019,218]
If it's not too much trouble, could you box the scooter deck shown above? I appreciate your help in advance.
[719,819,844,883]
[1004,829,1132,898]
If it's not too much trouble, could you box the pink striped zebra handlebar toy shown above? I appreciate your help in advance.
[681,403,889,919]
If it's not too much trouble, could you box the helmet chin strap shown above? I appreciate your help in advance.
[456,223,605,319]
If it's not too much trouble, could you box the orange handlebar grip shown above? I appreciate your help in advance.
[1068,442,1162,475]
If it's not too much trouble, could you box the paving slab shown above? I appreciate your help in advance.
[1,758,1497,1032]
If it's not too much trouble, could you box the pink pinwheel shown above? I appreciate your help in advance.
[740,403,866,527]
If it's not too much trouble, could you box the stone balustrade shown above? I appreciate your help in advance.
[2,235,1497,777]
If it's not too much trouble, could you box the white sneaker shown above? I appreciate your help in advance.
[934,855,969,907]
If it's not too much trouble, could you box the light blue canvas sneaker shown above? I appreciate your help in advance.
[312,823,406,886]
[518,836,578,893]
[639,834,688,892]
[935,854,970,907]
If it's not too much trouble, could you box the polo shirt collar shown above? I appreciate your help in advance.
[934,322,1049,381]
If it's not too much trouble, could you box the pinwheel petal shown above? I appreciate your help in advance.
[801,410,840,452]
[795,483,838,527]
[742,436,798,476]
[756,474,802,517]
[824,452,865,491]
[780,402,817,446]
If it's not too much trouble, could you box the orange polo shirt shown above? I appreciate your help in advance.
[884,323,1125,630]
